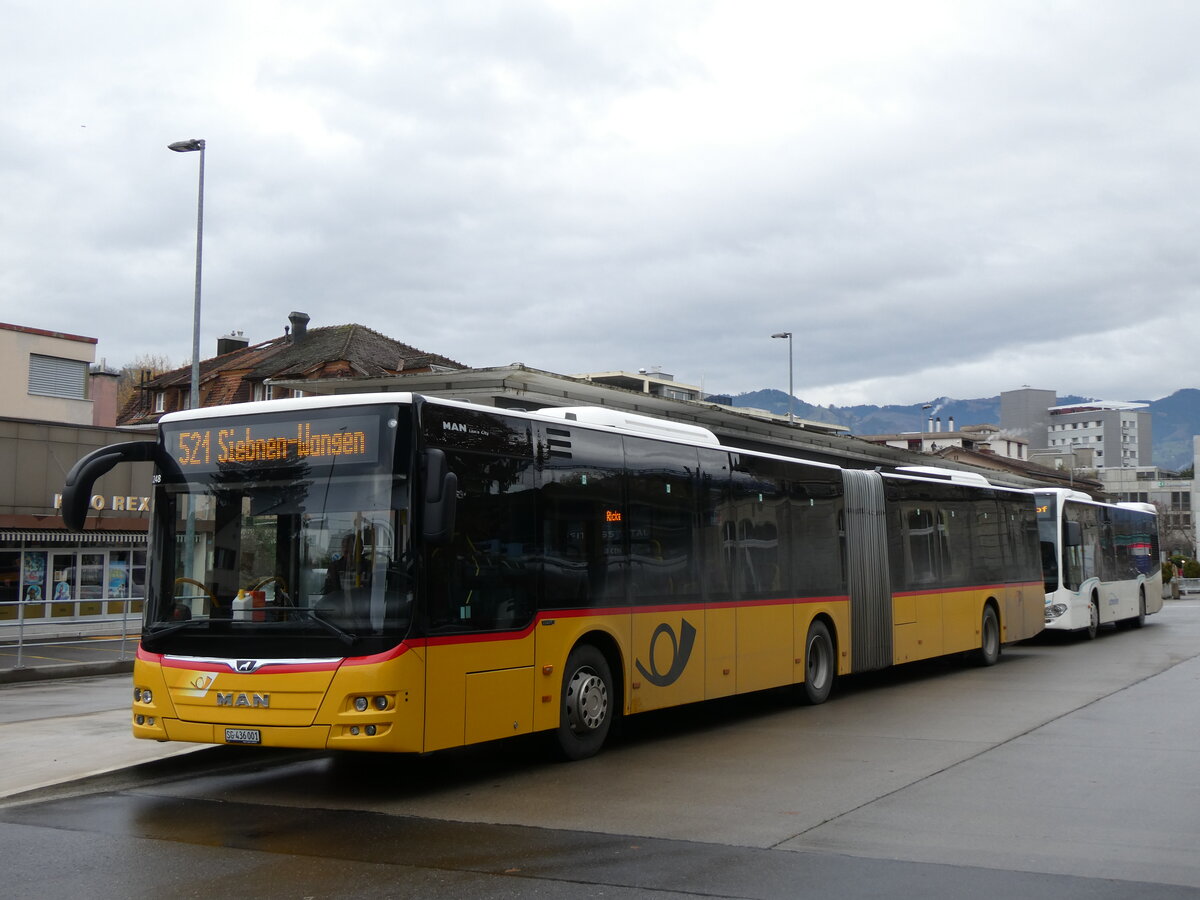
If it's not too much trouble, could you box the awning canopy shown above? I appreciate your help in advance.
[0,529,147,545]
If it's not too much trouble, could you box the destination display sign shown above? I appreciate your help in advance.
[163,413,382,473]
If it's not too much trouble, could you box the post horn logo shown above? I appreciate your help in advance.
[635,619,697,687]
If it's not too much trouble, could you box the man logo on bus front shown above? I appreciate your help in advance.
[635,619,697,687]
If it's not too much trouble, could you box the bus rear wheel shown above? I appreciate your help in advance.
[974,604,1001,667]
[554,644,614,761]
[799,620,835,705]
[1084,596,1099,640]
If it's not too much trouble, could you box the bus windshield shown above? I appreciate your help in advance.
[1035,495,1060,594]
[144,404,413,658]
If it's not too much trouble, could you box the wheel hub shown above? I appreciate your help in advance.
[566,668,607,732]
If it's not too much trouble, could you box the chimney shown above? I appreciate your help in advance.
[935,417,942,433]
[289,311,310,342]
[89,366,120,428]
[217,330,249,356]
[948,416,955,432]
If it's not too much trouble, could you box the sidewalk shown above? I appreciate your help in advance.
[0,636,136,684]
[0,671,201,802]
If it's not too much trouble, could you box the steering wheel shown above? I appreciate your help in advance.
[174,577,216,607]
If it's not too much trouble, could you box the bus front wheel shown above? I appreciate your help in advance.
[799,620,835,705]
[554,644,614,761]
[1131,588,1147,629]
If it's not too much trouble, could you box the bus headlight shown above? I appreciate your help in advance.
[354,696,369,712]
[1045,603,1068,619]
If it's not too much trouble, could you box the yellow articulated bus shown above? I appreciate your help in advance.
[62,393,1043,760]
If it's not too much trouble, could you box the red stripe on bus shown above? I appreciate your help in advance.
[892,581,1043,598]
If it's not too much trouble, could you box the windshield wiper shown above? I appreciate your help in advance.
[288,607,358,647]
[143,617,212,642]
[143,607,357,648]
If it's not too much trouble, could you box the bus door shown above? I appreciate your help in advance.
[698,449,735,699]
[421,424,539,751]
[533,423,629,732]
[729,454,792,694]
[626,438,705,713]
[890,498,946,663]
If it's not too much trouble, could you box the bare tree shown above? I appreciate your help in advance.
[116,353,176,412]
[1151,499,1194,559]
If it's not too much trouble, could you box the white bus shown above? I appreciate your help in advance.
[1035,488,1162,638]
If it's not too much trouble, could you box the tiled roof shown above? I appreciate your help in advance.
[118,323,466,426]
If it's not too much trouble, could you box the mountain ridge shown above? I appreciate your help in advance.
[731,389,1200,472]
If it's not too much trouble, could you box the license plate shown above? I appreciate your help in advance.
[224,728,261,745]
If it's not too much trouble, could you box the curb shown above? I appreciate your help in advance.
[0,660,134,685]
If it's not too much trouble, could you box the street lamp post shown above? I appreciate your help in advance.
[771,332,794,423]
[169,138,205,584]
[168,138,205,409]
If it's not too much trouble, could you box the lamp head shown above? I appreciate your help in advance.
[168,139,206,152]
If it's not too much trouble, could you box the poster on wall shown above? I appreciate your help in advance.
[107,558,129,614]
[22,551,47,615]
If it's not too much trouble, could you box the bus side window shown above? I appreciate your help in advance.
[539,426,626,609]
[427,451,537,632]
[624,437,700,604]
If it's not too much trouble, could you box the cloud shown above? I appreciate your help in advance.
[4,1,1200,407]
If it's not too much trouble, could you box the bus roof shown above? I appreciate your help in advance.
[157,392,415,424]
[893,465,992,487]
[537,406,721,445]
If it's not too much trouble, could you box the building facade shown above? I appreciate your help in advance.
[1001,387,1152,470]
[119,312,466,428]
[1000,387,1056,451]
[1047,401,1151,469]
[0,323,118,426]
[1100,464,1194,557]
[0,323,154,632]
[856,421,1029,460]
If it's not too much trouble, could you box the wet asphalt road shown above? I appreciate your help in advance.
[3,601,1200,899]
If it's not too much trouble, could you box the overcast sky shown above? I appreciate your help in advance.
[4,1,1198,407]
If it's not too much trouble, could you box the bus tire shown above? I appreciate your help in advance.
[975,604,1001,667]
[1084,596,1099,640]
[1131,588,1147,629]
[554,644,613,761]
[799,620,835,705]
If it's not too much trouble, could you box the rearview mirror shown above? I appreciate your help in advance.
[421,448,457,544]
[62,441,157,531]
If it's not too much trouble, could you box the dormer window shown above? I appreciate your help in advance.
[153,392,166,413]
